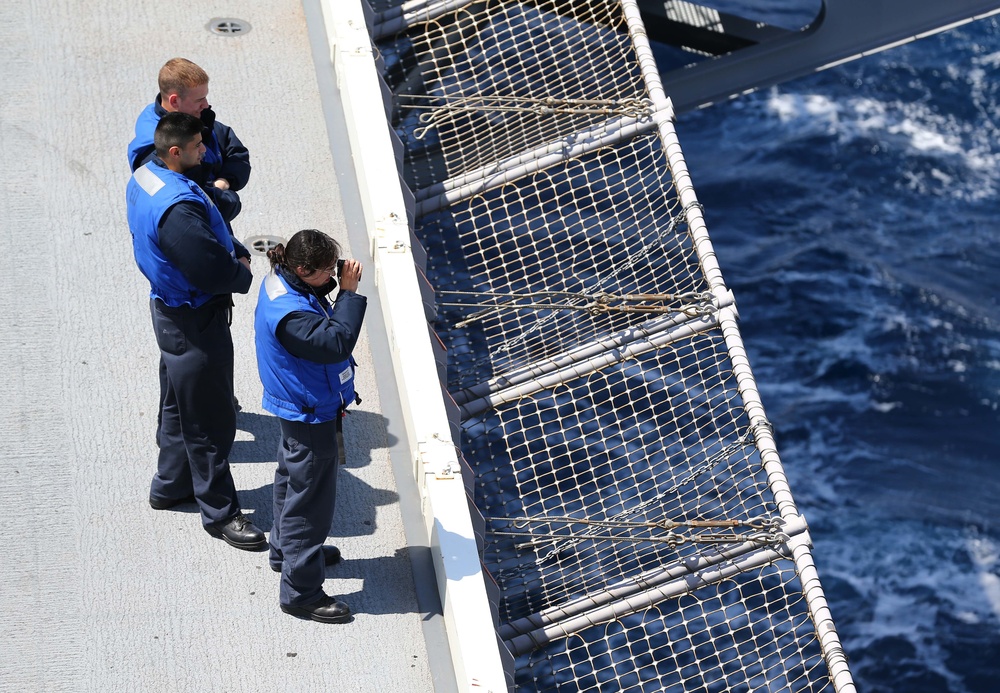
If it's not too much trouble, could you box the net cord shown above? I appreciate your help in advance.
[376,0,855,687]
[718,307,857,691]
[498,513,808,643]
[504,537,793,657]
[451,296,728,407]
[789,533,857,692]
[445,290,710,328]
[414,112,661,216]
[622,2,857,687]
[490,430,761,568]
[458,308,721,419]
[448,201,710,380]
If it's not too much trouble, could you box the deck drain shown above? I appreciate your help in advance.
[245,235,285,257]
[207,18,251,36]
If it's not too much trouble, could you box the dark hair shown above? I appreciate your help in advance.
[153,112,203,157]
[266,229,341,273]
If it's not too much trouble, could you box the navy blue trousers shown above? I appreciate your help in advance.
[150,298,240,526]
[270,417,341,607]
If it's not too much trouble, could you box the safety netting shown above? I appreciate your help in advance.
[368,0,853,690]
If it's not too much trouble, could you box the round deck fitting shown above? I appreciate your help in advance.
[207,18,251,36]
[245,235,286,257]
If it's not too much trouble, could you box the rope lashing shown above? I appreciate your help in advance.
[440,289,715,328]
[487,515,785,551]
[395,94,654,139]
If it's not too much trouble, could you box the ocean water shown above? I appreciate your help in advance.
[665,8,1000,693]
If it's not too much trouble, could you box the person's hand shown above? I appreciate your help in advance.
[213,178,231,191]
[239,256,251,271]
[339,259,362,292]
[205,187,241,223]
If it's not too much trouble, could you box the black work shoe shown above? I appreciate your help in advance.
[269,545,342,573]
[149,494,195,510]
[280,594,352,624]
[206,512,267,551]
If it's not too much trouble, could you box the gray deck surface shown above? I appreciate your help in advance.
[0,1,452,690]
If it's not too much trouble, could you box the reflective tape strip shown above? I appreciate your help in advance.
[133,162,165,196]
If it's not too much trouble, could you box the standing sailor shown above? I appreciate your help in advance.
[255,229,367,622]
[128,57,251,229]
[126,111,265,551]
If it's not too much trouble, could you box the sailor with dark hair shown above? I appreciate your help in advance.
[127,111,265,551]
[255,229,367,623]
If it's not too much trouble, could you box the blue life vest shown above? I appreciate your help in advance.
[127,102,223,172]
[255,272,356,423]
[126,162,235,308]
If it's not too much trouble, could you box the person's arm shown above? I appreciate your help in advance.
[231,236,252,261]
[202,185,242,223]
[276,291,367,364]
[213,121,251,191]
[157,202,253,295]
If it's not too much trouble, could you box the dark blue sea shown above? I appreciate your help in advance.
[662,5,1000,692]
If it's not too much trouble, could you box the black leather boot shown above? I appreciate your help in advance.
[280,594,352,624]
[206,512,266,551]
